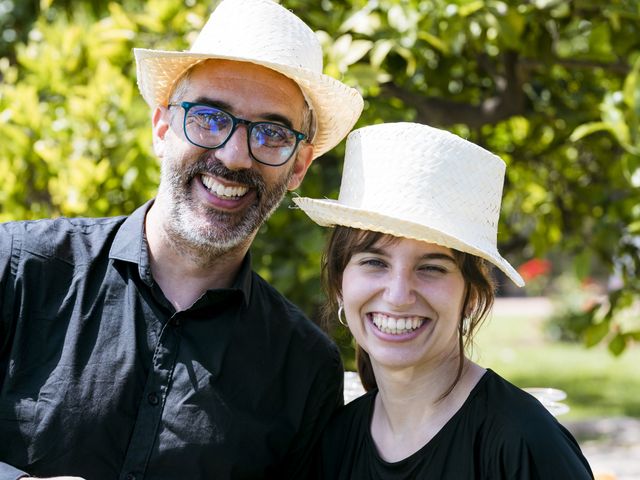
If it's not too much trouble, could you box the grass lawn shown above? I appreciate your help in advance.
[473,298,640,420]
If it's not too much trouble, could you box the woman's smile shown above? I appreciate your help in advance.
[368,312,431,340]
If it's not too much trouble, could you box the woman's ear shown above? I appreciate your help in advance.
[463,284,478,318]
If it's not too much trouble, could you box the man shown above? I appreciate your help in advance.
[0,0,363,478]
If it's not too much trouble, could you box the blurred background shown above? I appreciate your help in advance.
[1,0,639,477]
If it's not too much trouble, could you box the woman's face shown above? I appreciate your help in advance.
[341,235,467,371]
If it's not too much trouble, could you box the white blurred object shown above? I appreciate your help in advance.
[344,371,366,403]
[523,387,570,416]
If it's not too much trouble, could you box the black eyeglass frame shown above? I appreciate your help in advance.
[168,101,307,167]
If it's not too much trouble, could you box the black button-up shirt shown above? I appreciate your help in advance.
[0,202,343,480]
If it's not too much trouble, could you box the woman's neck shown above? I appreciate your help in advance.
[370,357,485,462]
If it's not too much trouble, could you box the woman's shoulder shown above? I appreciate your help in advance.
[477,369,564,429]
[470,370,594,478]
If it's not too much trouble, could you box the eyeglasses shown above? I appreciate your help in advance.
[168,101,307,167]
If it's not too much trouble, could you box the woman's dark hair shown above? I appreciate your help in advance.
[321,226,496,398]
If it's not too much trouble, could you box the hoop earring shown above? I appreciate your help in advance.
[337,302,348,327]
[461,316,471,336]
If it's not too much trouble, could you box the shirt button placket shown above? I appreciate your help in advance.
[119,313,182,479]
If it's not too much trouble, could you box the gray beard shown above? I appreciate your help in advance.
[158,153,293,263]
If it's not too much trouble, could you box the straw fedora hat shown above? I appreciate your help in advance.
[293,122,525,287]
[134,0,363,159]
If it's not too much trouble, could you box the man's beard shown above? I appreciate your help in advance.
[158,152,293,261]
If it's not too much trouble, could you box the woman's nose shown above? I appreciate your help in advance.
[383,271,416,307]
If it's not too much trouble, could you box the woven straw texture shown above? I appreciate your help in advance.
[134,0,363,159]
[293,122,524,287]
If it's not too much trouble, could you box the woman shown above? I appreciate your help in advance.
[294,123,593,479]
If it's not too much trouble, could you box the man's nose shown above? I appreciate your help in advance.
[214,125,253,170]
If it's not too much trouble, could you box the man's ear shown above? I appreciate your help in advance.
[287,143,314,191]
[151,106,171,158]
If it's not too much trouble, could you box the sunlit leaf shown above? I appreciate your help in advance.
[570,122,613,141]
[417,31,449,54]
[370,39,394,68]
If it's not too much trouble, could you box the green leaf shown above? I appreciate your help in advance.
[341,39,373,68]
[623,57,640,109]
[370,39,394,68]
[573,250,592,281]
[570,121,612,141]
[339,7,378,35]
[608,333,627,356]
[417,31,450,55]
[458,1,484,17]
[387,5,414,33]
[584,319,610,347]
[628,220,640,234]
[394,46,416,77]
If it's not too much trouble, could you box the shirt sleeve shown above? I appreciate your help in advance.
[489,419,594,479]
[0,227,29,480]
[276,343,344,479]
[0,224,16,379]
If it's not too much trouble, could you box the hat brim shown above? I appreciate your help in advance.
[293,196,525,287]
[134,48,363,159]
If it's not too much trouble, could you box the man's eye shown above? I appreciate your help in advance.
[204,113,228,126]
[262,126,286,138]
[254,124,292,146]
[190,109,229,129]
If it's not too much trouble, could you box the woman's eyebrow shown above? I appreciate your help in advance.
[357,246,387,256]
[419,253,457,263]
[357,248,456,264]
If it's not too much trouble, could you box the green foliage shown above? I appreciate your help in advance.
[1,0,639,353]
[0,1,208,220]
[476,308,640,419]
[312,0,640,353]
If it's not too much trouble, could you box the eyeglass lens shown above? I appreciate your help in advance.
[184,104,298,165]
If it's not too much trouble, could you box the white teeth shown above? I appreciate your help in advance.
[371,313,425,335]
[201,175,248,198]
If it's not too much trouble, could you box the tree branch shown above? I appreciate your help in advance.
[382,50,526,129]
[381,51,630,129]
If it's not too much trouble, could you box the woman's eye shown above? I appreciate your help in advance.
[419,265,447,274]
[359,258,386,268]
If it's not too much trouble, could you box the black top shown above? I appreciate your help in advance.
[319,369,594,479]
[0,201,343,480]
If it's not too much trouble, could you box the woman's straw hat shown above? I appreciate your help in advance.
[294,122,525,287]
[134,0,363,159]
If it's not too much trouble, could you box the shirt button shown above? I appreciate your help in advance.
[147,392,160,406]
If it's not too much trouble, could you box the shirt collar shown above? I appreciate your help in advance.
[109,200,152,284]
[109,199,252,305]
[230,251,253,306]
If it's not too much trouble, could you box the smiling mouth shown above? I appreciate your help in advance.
[201,174,249,199]
[370,313,425,335]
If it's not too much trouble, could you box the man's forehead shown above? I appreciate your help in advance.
[189,60,302,95]
[183,59,307,121]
